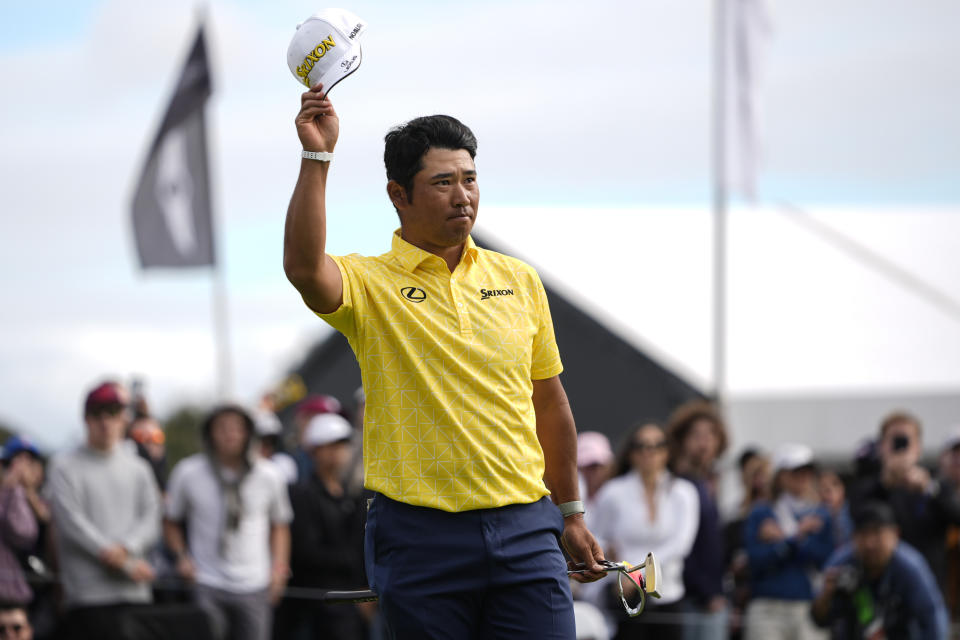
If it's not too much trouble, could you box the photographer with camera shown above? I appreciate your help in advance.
[850,412,960,594]
[811,501,948,639]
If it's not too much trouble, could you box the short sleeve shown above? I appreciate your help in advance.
[529,269,563,380]
[313,255,360,341]
[267,466,294,524]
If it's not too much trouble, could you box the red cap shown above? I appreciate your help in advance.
[296,394,342,418]
[84,382,128,416]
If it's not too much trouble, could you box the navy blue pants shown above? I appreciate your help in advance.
[365,494,576,640]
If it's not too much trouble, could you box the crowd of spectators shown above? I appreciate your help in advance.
[1,381,958,640]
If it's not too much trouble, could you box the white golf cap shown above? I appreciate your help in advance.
[287,9,367,93]
[303,413,353,448]
[772,443,815,472]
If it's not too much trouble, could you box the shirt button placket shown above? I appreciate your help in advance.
[451,277,470,335]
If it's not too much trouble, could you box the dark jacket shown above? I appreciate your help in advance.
[287,475,366,590]
[850,474,960,590]
[814,541,949,640]
[682,476,724,605]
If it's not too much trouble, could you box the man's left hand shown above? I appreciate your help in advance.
[561,515,606,583]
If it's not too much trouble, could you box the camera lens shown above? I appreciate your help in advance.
[892,435,910,451]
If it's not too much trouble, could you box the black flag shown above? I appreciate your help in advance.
[131,27,215,268]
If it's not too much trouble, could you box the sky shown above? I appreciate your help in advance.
[1,0,958,450]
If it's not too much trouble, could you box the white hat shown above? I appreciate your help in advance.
[303,413,353,448]
[287,9,367,93]
[253,409,283,436]
[772,443,815,472]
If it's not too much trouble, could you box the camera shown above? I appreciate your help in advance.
[892,435,910,452]
[834,566,861,593]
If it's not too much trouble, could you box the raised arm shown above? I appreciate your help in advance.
[283,83,344,314]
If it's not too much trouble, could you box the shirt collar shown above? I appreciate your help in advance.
[389,229,479,273]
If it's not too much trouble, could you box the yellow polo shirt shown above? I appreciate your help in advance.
[315,232,563,512]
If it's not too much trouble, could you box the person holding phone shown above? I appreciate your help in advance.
[850,411,960,594]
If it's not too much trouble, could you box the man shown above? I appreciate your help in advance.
[47,381,161,640]
[164,405,293,640]
[850,411,960,591]
[666,401,729,640]
[0,604,32,640]
[811,501,949,639]
[274,412,368,640]
[283,84,605,638]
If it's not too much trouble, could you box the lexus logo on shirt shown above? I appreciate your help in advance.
[400,286,426,303]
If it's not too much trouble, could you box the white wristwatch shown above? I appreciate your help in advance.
[302,150,334,162]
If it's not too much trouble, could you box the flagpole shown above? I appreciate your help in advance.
[212,262,233,399]
[711,0,728,405]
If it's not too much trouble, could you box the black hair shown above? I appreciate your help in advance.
[201,405,255,448]
[383,115,477,210]
[612,421,666,478]
[852,500,897,531]
[738,447,761,471]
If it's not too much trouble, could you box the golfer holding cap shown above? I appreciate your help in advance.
[283,18,605,640]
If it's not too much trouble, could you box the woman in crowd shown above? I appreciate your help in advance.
[743,443,832,640]
[591,422,700,640]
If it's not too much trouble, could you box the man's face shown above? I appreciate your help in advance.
[682,418,721,469]
[85,407,127,452]
[879,419,921,471]
[854,525,898,575]
[210,412,248,460]
[311,440,352,476]
[392,148,478,252]
[0,608,32,640]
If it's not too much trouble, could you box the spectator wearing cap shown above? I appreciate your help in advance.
[252,409,298,485]
[742,443,832,640]
[0,437,40,606]
[163,405,293,640]
[850,411,960,594]
[47,381,162,640]
[666,401,730,640]
[0,438,48,535]
[569,432,613,619]
[291,395,343,482]
[274,413,368,640]
[1,436,54,639]
[811,501,949,639]
[577,431,613,516]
